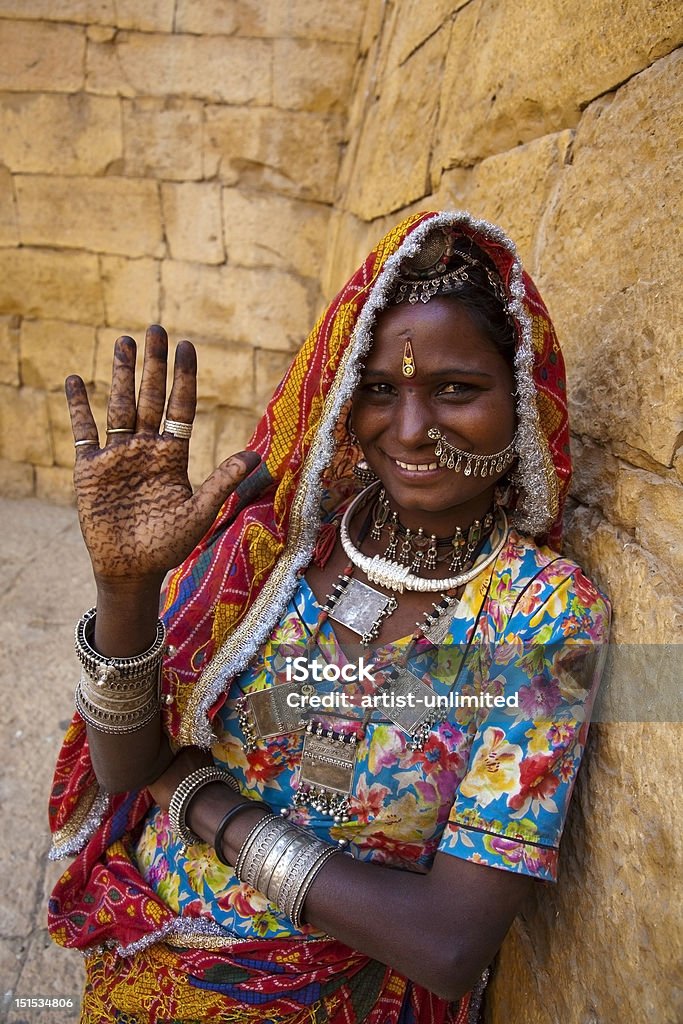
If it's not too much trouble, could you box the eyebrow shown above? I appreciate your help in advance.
[361,367,497,381]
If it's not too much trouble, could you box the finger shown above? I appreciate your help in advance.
[162,341,197,440]
[188,452,261,536]
[106,336,137,442]
[65,375,100,453]
[135,324,168,434]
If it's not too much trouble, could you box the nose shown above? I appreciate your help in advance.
[393,393,429,450]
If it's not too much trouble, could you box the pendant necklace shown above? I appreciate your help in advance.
[236,484,508,819]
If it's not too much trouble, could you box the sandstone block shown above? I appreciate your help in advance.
[0,458,34,498]
[215,407,260,464]
[0,20,85,92]
[162,183,224,265]
[0,165,18,247]
[565,506,682,644]
[193,337,253,407]
[571,438,683,580]
[0,92,121,175]
[320,209,381,300]
[100,256,160,329]
[0,248,103,322]
[87,32,271,104]
[175,0,365,43]
[161,260,312,352]
[122,99,203,182]
[0,316,20,387]
[436,130,575,268]
[273,38,356,113]
[221,190,329,278]
[0,0,173,31]
[536,52,682,468]
[255,348,294,407]
[21,320,96,393]
[88,24,116,42]
[204,106,344,203]
[345,28,450,220]
[0,385,53,465]
[35,465,77,506]
[381,0,468,69]
[16,175,164,258]
[435,0,682,171]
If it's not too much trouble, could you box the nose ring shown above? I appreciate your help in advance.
[427,427,516,477]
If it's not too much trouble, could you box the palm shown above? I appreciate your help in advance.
[66,326,255,586]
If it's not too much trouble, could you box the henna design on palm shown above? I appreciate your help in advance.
[65,325,258,586]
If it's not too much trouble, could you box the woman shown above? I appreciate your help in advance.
[49,211,609,1023]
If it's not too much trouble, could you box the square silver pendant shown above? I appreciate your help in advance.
[376,668,436,735]
[328,578,390,636]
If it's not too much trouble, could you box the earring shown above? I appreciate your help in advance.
[353,458,378,483]
[348,421,378,483]
[427,427,516,478]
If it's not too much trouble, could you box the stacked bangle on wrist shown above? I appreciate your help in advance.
[234,814,338,929]
[167,766,240,848]
[73,607,166,734]
[213,800,272,867]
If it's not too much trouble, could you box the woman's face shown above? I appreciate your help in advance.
[351,297,516,535]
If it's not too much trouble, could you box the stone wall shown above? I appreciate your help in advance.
[0,0,364,500]
[0,2,681,1022]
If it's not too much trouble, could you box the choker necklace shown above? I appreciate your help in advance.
[370,487,495,573]
[339,481,508,596]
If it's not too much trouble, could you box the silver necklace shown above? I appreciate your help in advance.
[339,482,508,594]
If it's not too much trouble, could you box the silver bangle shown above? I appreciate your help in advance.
[289,847,338,928]
[242,819,290,890]
[167,766,240,848]
[256,828,301,897]
[233,813,337,929]
[234,814,280,880]
[277,838,326,919]
[75,680,160,734]
[75,607,166,686]
[264,832,312,903]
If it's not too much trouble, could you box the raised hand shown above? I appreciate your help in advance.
[66,324,258,588]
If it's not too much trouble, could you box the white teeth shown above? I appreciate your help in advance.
[395,460,438,472]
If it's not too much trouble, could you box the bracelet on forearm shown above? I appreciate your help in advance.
[213,800,272,867]
[75,669,160,734]
[233,813,338,929]
[73,607,167,732]
[75,607,167,685]
[167,766,240,848]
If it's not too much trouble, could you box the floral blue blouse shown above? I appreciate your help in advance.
[135,531,610,941]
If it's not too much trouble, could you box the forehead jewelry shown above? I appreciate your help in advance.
[402,339,415,377]
[427,427,516,477]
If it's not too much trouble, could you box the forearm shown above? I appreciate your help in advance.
[181,781,524,1001]
[85,578,174,793]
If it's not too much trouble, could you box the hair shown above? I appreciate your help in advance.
[443,239,516,366]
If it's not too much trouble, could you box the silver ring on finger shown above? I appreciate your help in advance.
[74,439,99,448]
[163,418,193,440]
[106,427,135,435]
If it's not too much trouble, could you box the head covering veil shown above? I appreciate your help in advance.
[161,211,571,748]
[48,212,571,885]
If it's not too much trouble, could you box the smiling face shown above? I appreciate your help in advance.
[350,297,517,535]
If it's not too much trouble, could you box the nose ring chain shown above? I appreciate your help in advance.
[427,427,516,477]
